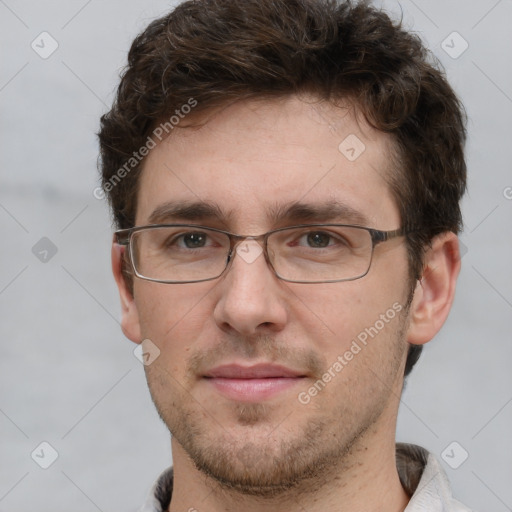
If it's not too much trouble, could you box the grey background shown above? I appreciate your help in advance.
[0,0,511,510]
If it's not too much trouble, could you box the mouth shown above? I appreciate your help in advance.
[203,363,308,402]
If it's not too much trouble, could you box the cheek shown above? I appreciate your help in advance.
[290,273,407,355]
[134,282,213,370]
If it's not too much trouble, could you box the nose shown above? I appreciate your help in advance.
[213,240,288,337]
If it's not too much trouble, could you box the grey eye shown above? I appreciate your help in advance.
[181,232,208,248]
[306,232,332,248]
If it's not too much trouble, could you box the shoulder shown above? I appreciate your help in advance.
[397,443,475,512]
[138,467,173,512]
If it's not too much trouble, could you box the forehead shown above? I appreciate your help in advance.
[136,96,400,231]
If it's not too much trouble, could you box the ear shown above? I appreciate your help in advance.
[406,232,461,345]
[112,241,142,344]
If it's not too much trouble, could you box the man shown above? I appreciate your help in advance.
[98,0,471,510]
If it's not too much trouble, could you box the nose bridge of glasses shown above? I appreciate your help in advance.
[225,233,271,271]
[228,232,266,251]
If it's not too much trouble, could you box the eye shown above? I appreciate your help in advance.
[294,230,348,249]
[178,232,208,248]
[303,231,334,248]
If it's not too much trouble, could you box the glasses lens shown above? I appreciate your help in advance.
[130,226,230,282]
[268,225,373,282]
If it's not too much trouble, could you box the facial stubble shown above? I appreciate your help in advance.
[144,307,410,499]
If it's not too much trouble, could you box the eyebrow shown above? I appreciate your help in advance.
[269,200,369,226]
[146,199,370,227]
[147,200,234,225]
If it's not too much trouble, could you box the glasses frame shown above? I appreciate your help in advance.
[114,223,406,284]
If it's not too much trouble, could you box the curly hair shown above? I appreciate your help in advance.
[98,0,467,376]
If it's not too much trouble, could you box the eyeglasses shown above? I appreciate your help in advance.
[114,223,406,284]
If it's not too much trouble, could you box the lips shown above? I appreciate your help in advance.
[203,363,307,402]
[204,363,306,379]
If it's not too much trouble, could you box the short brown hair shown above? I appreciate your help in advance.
[98,0,467,376]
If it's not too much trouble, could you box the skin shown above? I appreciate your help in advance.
[112,96,461,512]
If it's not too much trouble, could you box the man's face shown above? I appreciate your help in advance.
[127,97,413,494]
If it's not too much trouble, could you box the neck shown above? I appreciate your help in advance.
[168,419,409,512]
